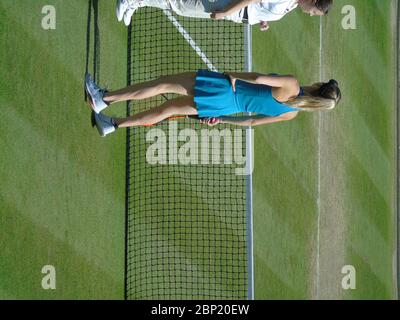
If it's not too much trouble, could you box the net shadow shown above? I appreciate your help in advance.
[84,0,101,102]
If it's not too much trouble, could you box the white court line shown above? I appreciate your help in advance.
[316,16,323,300]
[162,10,218,72]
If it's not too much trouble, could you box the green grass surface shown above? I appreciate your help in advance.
[252,0,397,299]
[252,11,320,299]
[0,0,397,300]
[0,0,127,299]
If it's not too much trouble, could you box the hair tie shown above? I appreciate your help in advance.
[329,79,338,86]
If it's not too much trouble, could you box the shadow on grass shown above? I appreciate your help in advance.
[84,0,100,102]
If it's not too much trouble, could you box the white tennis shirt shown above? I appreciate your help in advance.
[234,0,299,25]
[166,0,299,25]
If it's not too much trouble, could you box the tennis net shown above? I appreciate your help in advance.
[125,7,252,300]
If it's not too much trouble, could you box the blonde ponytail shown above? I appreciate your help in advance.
[285,95,336,112]
[286,79,341,112]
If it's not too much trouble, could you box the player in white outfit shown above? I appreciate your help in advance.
[116,0,333,31]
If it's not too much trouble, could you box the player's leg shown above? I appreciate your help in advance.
[140,0,170,9]
[120,0,170,25]
[93,96,197,136]
[168,0,235,19]
[167,0,209,18]
[114,96,197,127]
[103,72,196,104]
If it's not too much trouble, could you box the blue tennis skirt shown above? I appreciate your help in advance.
[194,70,239,117]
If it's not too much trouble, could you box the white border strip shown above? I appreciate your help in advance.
[395,0,400,300]
[315,16,323,300]
[244,23,254,301]
[162,10,218,72]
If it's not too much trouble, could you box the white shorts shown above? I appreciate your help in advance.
[141,0,243,23]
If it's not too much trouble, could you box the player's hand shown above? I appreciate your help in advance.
[259,21,269,31]
[200,117,220,126]
[210,11,226,20]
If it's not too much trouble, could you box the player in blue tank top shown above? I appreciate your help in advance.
[85,70,341,137]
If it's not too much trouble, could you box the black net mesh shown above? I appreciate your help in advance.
[126,7,248,300]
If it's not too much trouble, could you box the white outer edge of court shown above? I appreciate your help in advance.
[316,16,323,300]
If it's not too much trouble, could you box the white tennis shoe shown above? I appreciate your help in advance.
[85,73,109,114]
[116,0,131,21]
[93,112,117,137]
[123,0,144,26]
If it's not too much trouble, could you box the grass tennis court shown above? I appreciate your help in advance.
[0,0,398,299]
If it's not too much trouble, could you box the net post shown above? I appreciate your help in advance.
[244,23,254,301]
[396,0,400,301]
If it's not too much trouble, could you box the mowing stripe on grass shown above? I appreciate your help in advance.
[0,105,122,277]
[0,287,14,300]
[254,199,312,290]
[162,9,218,72]
[258,130,314,196]
[331,56,392,203]
[2,0,128,87]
